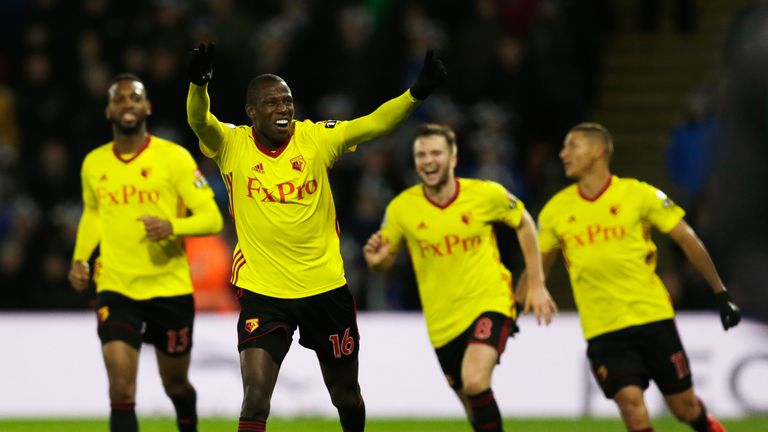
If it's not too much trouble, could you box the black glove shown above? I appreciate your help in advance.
[716,291,741,330]
[187,42,215,86]
[409,49,448,100]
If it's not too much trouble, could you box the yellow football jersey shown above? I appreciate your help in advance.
[202,120,356,298]
[78,135,215,300]
[382,178,523,348]
[538,176,685,340]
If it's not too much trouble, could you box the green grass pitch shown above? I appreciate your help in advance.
[1,416,767,431]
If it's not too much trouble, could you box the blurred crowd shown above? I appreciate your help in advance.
[2,0,763,319]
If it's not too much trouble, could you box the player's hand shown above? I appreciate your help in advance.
[716,291,741,330]
[187,42,215,86]
[137,216,174,241]
[524,284,559,326]
[68,260,91,292]
[363,231,390,268]
[409,49,448,100]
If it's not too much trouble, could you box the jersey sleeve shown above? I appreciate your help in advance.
[638,182,686,233]
[380,202,406,256]
[169,146,216,209]
[187,83,237,162]
[299,119,352,168]
[487,181,525,229]
[537,200,561,253]
[342,90,418,150]
[72,157,101,262]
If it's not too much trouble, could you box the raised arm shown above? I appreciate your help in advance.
[343,50,447,148]
[667,219,741,330]
[186,43,227,156]
[514,210,558,325]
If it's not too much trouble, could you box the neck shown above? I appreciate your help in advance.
[113,129,148,154]
[578,169,612,197]
[254,129,282,151]
[424,177,457,205]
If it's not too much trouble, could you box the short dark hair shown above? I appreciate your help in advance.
[569,122,613,158]
[108,73,146,99]
[414,123,457,155]
[246,74,287,105]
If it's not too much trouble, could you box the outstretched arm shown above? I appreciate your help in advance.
[515,210,558,325]
[343,50,447,148]
[667,219,741,330]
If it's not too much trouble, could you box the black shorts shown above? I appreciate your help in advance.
[95,291,195,356]
[435,311,515,390]
[235,285,360,366]
[586,319,693,398]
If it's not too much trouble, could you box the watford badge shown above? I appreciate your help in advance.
[244,318,260,333]
[290,155,306,173]
[97,306,110,322]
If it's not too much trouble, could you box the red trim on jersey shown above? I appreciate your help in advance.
[230,249,246,285]
[112,134,151,163]
[578,175,612,201]
[423,178,460,209]
[223,172,235,221]
[252,127,292,158]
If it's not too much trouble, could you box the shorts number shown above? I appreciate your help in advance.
[474,317,493,340]
[670,351,690,379]
[329,327,355,358]
[166,327,191,354]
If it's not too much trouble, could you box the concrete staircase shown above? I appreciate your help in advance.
[594,0,749,192]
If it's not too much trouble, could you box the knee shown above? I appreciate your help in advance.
[462,371,490,396]
[614,393,645,417]
[670,396,701,423]
[108,378,136,403]
[241,384,271,418]
[162,376,193,399]
[328,382,362,410]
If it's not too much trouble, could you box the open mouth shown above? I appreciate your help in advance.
[274,119,290,129]
[121,112,138,123]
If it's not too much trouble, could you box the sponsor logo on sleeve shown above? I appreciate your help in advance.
[193,168,209,188]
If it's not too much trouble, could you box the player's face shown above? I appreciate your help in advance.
[106,80,151,135]
[560,131,602,179]
[249,80,294,145]
[413,134,456,188]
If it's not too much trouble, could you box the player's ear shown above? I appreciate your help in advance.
[146,100,152,116]
[245,104,256,120]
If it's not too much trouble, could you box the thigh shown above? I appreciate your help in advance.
[96,291,143,350]
[436,312,511,390]
[295,286,360,366]
[435,334,466,390]
[102,340,140,400]
[236,288,296,365]
[156,350,192,387]
[319,357,361,395]
[587,328,649,399]
[143,294,195,356]
[641,319,693,395]
[467,312,514,357]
